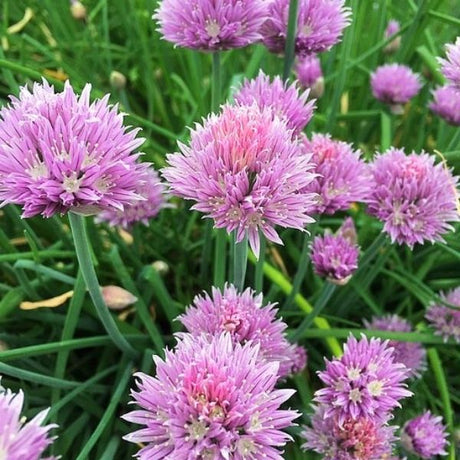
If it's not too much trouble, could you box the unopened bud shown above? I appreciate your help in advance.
[310,76,325,99]
[0,340,8,351]
[110,70,127,90]
[70,1,87,20]
[101,285,137,310]
[152,260,169,275]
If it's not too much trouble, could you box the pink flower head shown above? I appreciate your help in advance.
[295,55,324,98]
[363,315,426,377]
[315,334,412,425]
[261,0,351,57]
[233,70,315,135]
[368,148,459,247]
[178,284,303,378]
[311,218,359,285]
[384,20,401,54]
[96,168,168,228]
[425,287,460,342]
[153,0,268,51]
[123,333,299,459]
[301,404,397,459]
[0,80,149,218]
[430,85,460,126]
[371,64,421,109]
[438,37,460,89]
[162,103,317,257]
[401,411,449,459]
[0,379,57,460]
[302,133,372,214]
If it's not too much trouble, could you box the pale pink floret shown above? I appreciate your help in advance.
[315,334,412,425]
[233,70,315,135]
[367,148,459,247]
[153,0,269,51]
[178,283,305,378]
[430,85,460,126]
[425,287,460,342]
[438,37,460,89]
[383,20,401,54]
[123,333,299,459]
[0,80,149,218]
[261,0,351,56]
[0,380,57,460]
[162,103,317,257]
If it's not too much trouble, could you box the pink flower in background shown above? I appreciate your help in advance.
[0,379,57,460]
[425,287,460,342]
[371,64,421,111]
[438,37,460,89]
[301,404,397,459]
[315,334,412,425]
[363,315,426,377]
[430,85,460,126]
[153,0,268,51]
[311,218,359,285]
[96,168,168,228]
[367,148,459,247]
[0,81,148,218]
[383,19,401,54]
[162,103,317,257]
[261,0,351,56]
[295,55,324,98]
[302,133,372,214]
[178,284,304,378]
[401,411,449,458]
[233,70,315,135]
[123,333,299,459]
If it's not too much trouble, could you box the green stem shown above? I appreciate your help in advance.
[291,282,336,341]
[254,234,266,292]
[233,232,248,291]
[68,212,138,359]
[427,348,455,460]
[213,229,227,288]
[283,0,299,81]
[211,52,221,112]
[446,128,460,152]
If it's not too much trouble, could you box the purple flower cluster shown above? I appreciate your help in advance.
[438,37,460,89]
[233,70,315,135]
[426,287,460,342]
[153,0,268,51]
[123,333,299,459]
[311,217,359,284]
[162,103,317,257]
[368,148,459,247]
[261,0,351,56]
[0,81,148,218]
[430,85,460,126]
[295,55,324,98]
[0,379,57,460]
[401,411,449,458]
[302,133,371,214]
[363,315,426,377]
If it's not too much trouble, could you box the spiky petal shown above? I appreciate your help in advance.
[162,103,317,257]
[367,148,459,247]
[430,85,460,126]
[295,55,324,98]
[438,37,460,89]
[123,333,299,459]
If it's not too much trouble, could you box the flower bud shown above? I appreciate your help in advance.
[70,1,87,20]
[110,70,127,90]
[101,285,137,310]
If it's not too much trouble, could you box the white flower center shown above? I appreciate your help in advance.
[367,380,384,397]
[63,175,82,193]
[187,419,208,440]
[236,439,258,456]
[27,162,48,180]
[349,388,362,403]
[206,20,221,38]
[347,367,361,381]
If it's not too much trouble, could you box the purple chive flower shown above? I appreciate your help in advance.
[370,64,422,112]
[310,218,359,285]
[123,333,299,459]
[301,404,397,459]
[301,133,372,214]
[363,315,426,377]
[295,55,324,98]
[96,168,168,228]
[178,284,303,378]
[233,70,315,135]
[0,379,57,459]
[425,287,460,342]
[0,80,148,218]
[438,37,460,89]
[430,85,460,126]
[401,411,449,458]
[261,0,351,57]
[315,334,412,425]
[153,0,268,51]
[162,103,317,257]
[384,20,401,54]
[368,148,459,247]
